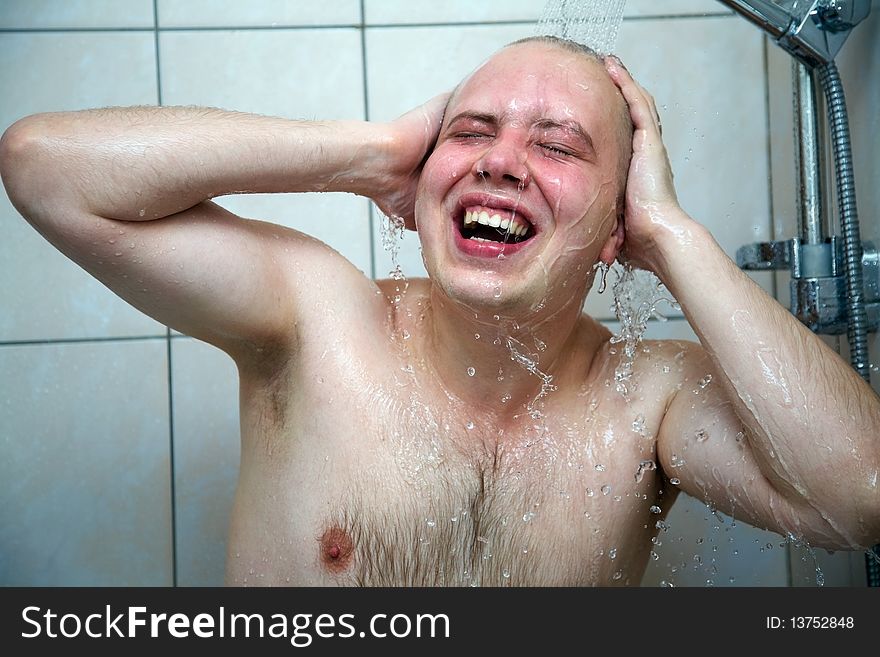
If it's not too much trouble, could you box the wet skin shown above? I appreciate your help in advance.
[226,278,704,586]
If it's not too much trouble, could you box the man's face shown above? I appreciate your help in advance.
[415,42,628,315]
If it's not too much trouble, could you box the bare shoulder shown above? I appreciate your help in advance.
[597,334,713,406]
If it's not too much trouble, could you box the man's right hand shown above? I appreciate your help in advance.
[372,93,450,230]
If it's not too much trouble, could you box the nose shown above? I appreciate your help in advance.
[473,133,530,188]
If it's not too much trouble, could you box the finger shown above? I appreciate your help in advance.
[604,57,662,138]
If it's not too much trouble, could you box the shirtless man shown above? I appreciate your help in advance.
[2,36,878,586]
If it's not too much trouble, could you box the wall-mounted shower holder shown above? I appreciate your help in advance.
[737,237,879,334]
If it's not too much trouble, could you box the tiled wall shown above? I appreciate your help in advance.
[0,0,874,587]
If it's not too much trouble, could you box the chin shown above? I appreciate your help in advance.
[427,263,548,316]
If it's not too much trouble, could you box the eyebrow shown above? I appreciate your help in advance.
[533,118,595,153]
[446,111,497,127]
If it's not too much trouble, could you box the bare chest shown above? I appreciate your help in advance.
[229,351,668,587]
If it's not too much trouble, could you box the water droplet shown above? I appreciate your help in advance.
[631,414,648,436]
[466,367,476,377]
[594,463,606,472]
[669,477,681,485]
[656,520,670,531]
[612,570,623,580]
[426,518,435,527]
[609,548,617,559]
[670,455,686,468]
[465,421,475,430]
[695,429,709,442]
[649,505,662,514]
[138,208,146,217]
[474,333,480,340]
[635,459,656,483]
[501,393,511,403]
[585,487,594,497]
[601,484,611,496]
[522,512,536,522]
[493,286,502,298]
[698,374,713,389]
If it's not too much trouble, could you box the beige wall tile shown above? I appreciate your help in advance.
[0,340,172,585]
[158,0,360,27]
[159,28,372,277]
[0,32,165,341]
[215,193,373,278]
[641,492,790,586]
[159,29,364,119]
[171,338,240,586]
[365,0,542,24]
[615,15,775,306]
[0,0,154,29]
[625,0,728,17]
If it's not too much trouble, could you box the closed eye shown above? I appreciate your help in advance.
[454,132,493,140]
[540,143,573,156]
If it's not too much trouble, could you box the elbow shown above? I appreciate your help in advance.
[1,115,48,214]
[0,114,74,222]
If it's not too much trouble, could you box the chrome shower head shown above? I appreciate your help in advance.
[717,0,871,65]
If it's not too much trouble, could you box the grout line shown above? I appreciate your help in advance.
[154,0,177,588]
[0,12,736,35]
[761,35,780,305]
[359,0,377,280]
[153,5,163,106]
[166,327,179,588]
[0,27,154,33]
[0,335,171,347]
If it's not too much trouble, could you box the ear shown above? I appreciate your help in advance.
[598,213,625,265]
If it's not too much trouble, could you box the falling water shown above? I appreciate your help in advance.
[608,264,673,397]
[379,213,407,281]
[536,0,627,55]
[506,335,558,418]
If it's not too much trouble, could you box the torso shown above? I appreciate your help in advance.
[225,278,686,586]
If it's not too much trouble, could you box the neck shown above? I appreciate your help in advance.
[417,280,597,423]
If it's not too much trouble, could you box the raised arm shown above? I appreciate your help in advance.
[0,99,446,364]
[605,57,880,550]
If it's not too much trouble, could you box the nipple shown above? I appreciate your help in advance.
[319,526,354,573]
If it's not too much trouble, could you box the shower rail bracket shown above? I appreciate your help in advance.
[736,237,879,334]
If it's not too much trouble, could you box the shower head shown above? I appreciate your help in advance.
[716,0,871,65]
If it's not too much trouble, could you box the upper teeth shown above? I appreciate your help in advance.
[463,210,529,237]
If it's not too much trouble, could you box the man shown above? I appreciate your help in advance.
[1,36,878,586]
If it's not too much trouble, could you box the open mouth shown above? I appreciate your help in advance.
[458,205,535,245]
